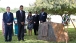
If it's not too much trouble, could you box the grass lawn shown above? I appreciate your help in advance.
[0,28,76,43]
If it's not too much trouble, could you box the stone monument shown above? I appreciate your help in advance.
[38,22,69,42]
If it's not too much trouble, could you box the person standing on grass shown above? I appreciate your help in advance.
[27,12,33,36]
[33,11,39,35]
[3,6,14,42]
[16,5,25,41]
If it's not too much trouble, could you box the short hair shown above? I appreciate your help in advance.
[28,12,32,17]
[29,12,32,14]
[20,5,23,7]
[6,6,10,9]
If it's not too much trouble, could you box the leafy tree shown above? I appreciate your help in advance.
[0,7,5,13]
[11,8,18,13]
[28,0,76,15]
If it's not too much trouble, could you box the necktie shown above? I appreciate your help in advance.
[7,12,10,22]
[20,11,22,16]
[7,12,10,17]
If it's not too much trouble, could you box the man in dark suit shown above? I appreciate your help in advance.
[33,11,39,35]
[3,7,14,42]
[16,5,25,41]
[39,8,47,23]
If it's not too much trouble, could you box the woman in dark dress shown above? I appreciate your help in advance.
[27,12,33,35]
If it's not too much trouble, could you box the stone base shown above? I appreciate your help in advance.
[38,22,69,42]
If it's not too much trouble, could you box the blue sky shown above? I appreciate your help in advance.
[0,0,36,9]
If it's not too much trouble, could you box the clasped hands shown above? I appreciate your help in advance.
[7,23,12,25]
[21,22,24,25]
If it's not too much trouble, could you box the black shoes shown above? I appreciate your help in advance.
[8,40,12,42]
[22,39,24,41]
[5,40,8,42]
[18,39,21,41]
[18,39,24,41]
[5,40,11,42]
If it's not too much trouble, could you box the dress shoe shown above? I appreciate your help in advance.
[5,40,8,42]
[22,39,24,41]
[18,39,21,41]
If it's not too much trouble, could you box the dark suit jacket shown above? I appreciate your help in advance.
[39,12,47,22]
[3,12,14,25]
[16,10,25,24]
[33,15,39,25]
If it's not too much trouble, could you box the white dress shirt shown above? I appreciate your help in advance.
[41,12,44,15]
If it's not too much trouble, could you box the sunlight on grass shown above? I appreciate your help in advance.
[0,28,76,43]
